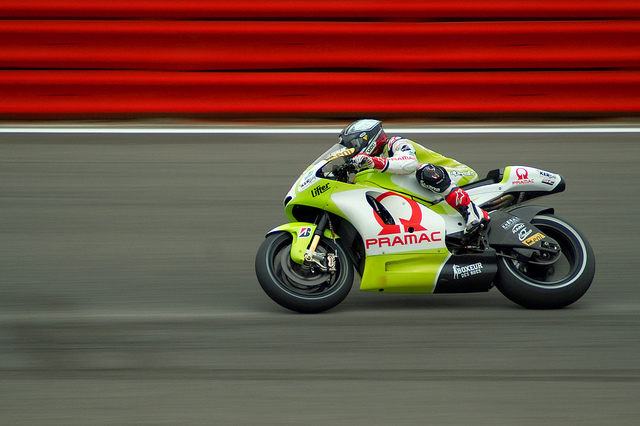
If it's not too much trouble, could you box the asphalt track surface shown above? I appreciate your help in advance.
[1,126,639,425]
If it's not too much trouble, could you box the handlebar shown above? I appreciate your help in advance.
[329,162,357,182]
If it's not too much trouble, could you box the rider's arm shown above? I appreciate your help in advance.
[382,138,419,175]
[351,137,419,174]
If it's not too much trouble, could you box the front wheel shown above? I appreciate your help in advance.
[494,215,595,309]
[255,232,354,313]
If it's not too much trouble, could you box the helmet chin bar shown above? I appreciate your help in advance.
[362,130,388,156]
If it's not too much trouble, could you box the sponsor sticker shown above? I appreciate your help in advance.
[324,147,355,162]
[453,262,483,279]
[538,170,557,180]
[512,167,535,185]
[512,223,533,241]
[542,178,556,186]
[311,183,330,197]
[298,170,318,190]
[298,227,312,238]
[365,232,442,250]
[501,216,521,230]
[449,170,477,178]
[539,170,558,186]
[523,232,545,246]
[363,191,445,252]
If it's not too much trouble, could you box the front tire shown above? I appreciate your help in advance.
[494,215,595,309]
[255,232,354,313]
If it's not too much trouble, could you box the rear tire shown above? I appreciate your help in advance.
[255,232,354,313]
[494,215,595,309]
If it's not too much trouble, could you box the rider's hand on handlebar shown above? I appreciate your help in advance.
[351,153,387,171]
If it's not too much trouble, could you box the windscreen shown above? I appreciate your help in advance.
[307,143,353,166]
[307,143,356,181]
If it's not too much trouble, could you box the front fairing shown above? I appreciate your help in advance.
[284,144,355,218]
[283,142,461,240]
[284,145,450,254]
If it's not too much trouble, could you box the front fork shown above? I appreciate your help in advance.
[268,213,337,273]
[303,213,337,273]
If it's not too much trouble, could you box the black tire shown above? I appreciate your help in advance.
[494,215,595,309]
[255,232,354,313]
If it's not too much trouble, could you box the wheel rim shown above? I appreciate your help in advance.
[269,236,346,298]
[502,217,588,290]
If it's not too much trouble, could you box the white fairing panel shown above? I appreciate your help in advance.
[466,166,562,206]
[504,166,561,191]
[331,189,447,256]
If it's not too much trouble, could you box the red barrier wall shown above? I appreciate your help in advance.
[2,71,638,119]
[0,1,639,118]
[3,21,639,71]
[1,1,639,19]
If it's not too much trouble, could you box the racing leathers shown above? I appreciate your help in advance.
[352,136,490,236]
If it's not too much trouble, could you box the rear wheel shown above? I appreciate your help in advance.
[255,232,354,313]
[495,215,595,309]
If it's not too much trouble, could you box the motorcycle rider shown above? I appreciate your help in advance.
[340,119,490,236]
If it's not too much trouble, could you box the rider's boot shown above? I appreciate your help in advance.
[445,187,490,236]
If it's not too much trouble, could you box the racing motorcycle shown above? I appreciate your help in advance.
[255,142,595,313]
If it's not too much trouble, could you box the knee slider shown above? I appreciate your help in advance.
[416,164,451,193]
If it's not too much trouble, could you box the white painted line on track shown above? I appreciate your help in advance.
[1,126,640,134]
[0,310,267,323]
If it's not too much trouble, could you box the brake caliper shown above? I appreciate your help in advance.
[304,250,337,273]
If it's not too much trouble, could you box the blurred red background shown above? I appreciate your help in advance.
[1,0,639,118]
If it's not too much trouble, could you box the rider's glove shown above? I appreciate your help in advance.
[351,153,388,171]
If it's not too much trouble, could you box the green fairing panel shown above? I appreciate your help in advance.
[285,180,351,223]
[270,222,316,264]
[353,171,420,196]
[500,166,514,184]
[352,171,457,216]
[360,251,451,293]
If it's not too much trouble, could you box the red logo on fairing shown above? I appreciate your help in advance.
[365,192,442,250]
[373,192,426,235]
[513,167,534,185]
[516,168,528,179]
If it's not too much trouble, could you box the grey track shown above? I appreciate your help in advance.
[1,129,639,425]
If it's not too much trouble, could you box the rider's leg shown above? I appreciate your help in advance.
[416,164,489,235]
[444,187,490,235]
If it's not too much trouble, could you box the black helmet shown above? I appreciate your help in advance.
[338,119,388,156]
